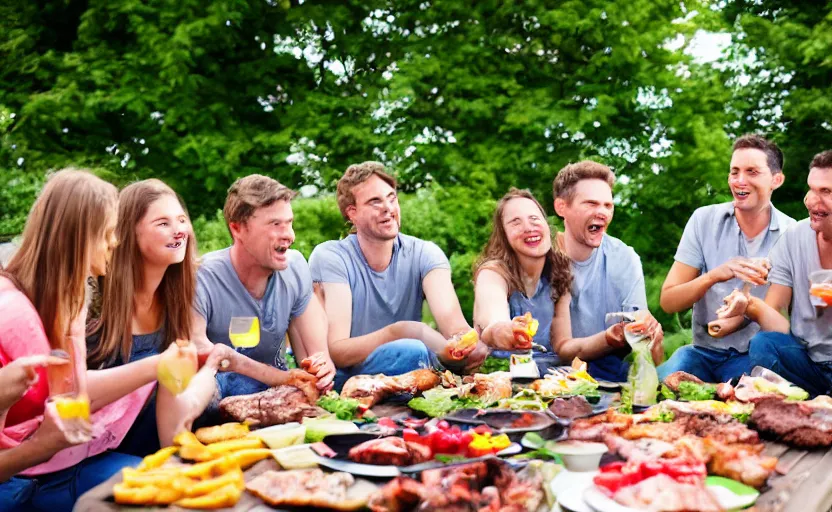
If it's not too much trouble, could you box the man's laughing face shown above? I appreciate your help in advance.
[236,200,295,272]
[729,148,784,213]
[556,179,614,250]
[806,166,832,238]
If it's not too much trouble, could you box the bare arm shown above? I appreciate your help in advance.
[473,269,516,350]
[85,356,160,412]
[316,282,450,367]
[287,294,335,390]
[551,293,624,363]
[660,261,716,313]
[423,268,471,338]
[750,284,792,333]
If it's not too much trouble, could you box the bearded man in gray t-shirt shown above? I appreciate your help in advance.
[721,150,832,396]
[309,162,487,390]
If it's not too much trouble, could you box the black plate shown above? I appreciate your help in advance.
[444,409,565,441]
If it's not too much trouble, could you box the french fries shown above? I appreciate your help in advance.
[114,427,269,508]
[195,422,250,444]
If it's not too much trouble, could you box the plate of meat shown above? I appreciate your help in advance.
[317,436,433,478]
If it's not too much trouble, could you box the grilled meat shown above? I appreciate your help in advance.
[341,369,440,409]
[549,396,593,420]
[348,436,432,467]
[751,396,832,448]
[246,469,373,511]
[462,372,513,403]
[569,410,634,442]
[218,385,321,427]
[663,371,705,392]
[704,438,776,489]
[368,459,545,512]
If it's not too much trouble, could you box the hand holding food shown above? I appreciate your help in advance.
[709,257,770,286]
[32,400,92,452]
[300,352,336,392]
[511,312,539,349]
[716,288,750,319]
[157,339,198,395]
[445,330,480,360]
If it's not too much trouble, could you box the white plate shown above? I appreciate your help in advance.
[582,478,760,512]
[551,470,597,512]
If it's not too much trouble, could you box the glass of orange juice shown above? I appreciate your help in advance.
[810,270,832,307]
[229,317,260,348]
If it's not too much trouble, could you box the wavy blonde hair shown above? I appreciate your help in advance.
[474,188,572,303]
[88,179,197,366]
[4,169,118,352]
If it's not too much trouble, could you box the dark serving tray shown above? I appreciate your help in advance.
[443,409,565,441]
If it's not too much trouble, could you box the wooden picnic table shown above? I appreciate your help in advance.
[74,403,832,512]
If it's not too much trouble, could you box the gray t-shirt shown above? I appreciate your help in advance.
[675,202,795,352]
[195,248,313,369]
[768,219,832,362]
[570,234,648,338]
[309,234,449,337]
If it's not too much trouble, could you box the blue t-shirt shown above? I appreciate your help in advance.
[570,234,648,382]
[195,248,313,369]
[674,202,795,352]
[508,277,554,351]
[308,234,450,337]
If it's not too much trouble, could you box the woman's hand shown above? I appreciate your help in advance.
[31,401,93,453]
[0,355,68,408]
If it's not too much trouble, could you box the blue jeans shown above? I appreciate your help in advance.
[748,331,832,397]
[334,339,435,392]
[0,451,140,512]
[588,353,630,383]
[657,345,751,383]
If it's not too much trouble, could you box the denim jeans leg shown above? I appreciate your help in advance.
[748,331,831,396]
[715,349,752,382]
[334,339,433,391]
[0,477,37,512]
[657,345,721,382]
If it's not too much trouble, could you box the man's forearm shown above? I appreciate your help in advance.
[329,324,407,367]
[747,297,791,334]
[231,354,289,387]
[556,331,614,364]
[661,273,717,314]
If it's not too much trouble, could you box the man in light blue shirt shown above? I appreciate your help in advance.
[659,134,795,383]
[551,161,665,382]
[727,150,832,396]
[310,162,487,390]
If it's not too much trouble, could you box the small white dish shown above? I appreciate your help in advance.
[551,469,596,512]
[550,441,608,472]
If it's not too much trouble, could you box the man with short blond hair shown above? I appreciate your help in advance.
[551,160,664,382]
[310,162,486,389]
[193,174,336,394]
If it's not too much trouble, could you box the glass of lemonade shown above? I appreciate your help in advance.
[229,317,261,348]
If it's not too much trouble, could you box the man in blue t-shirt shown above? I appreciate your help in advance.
[551,160,665,382]
[309,162,487,389]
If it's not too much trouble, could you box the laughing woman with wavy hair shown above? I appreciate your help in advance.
[473,188,572,374]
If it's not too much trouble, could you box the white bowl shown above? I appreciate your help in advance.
[550,441,608,472]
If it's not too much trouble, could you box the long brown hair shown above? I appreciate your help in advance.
[474,188,572,304]
[4,169,118,353]
[88,179,197,366]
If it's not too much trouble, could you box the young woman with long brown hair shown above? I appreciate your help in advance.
[473,188,572,374]
[86,178,203,455]
[0,169,157,510]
